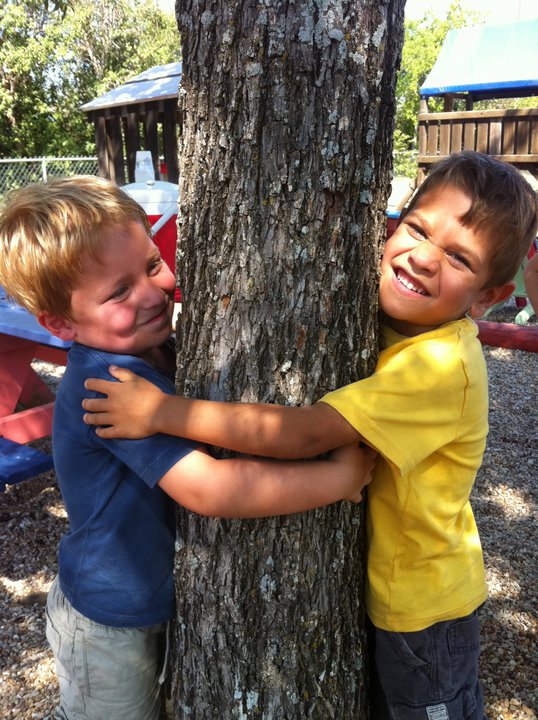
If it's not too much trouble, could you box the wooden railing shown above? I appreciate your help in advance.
[417,107,538,183]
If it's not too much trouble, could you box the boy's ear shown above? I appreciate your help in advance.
[468,282,515,320]
[38,312,77,341]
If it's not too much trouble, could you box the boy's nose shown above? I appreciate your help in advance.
[140,276,171,305]
[409,240,442,273]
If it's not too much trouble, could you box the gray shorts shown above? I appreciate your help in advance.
[45,576,168,720]
[368,610,486,720]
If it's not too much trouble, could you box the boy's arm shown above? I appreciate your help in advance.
[158,443,376,517]
[83,366,361,459]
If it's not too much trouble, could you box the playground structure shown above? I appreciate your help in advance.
[417,19,538,186]
[81,63,182,186]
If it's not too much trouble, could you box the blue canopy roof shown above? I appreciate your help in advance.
[420,19,538,97]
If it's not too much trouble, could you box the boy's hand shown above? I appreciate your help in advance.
[82,366,165,439]
[329,443,377,503]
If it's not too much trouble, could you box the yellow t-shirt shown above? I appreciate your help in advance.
[320,317,488,631]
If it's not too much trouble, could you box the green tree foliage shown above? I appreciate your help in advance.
[394,1,482,175]
[0,0,179,158]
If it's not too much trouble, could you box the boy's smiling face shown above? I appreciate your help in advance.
[44,221,176,356]
[379,184,513,337]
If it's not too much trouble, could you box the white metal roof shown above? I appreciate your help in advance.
[80,62,182,112]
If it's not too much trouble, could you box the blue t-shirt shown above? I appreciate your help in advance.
[52,342,196,627]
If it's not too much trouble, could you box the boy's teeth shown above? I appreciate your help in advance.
[397,271,427,295]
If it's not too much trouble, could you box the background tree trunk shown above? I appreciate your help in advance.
[172,1,405,717]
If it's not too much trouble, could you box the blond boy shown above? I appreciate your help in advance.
[0,177,374,720]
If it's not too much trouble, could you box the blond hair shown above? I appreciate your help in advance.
[0,176,151,318]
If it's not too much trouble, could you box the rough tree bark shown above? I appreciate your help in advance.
[172,1,405,717]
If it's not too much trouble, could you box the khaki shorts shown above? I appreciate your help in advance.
[46,577,168,720]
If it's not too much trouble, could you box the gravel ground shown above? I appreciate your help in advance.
[0,305,536,719]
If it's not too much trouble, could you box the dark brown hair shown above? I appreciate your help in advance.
[403,151,538,288]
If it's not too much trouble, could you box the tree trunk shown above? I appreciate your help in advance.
[172,1,405,717]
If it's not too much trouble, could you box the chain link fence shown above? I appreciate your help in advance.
[0,157,99,197]
[1,153,418,202]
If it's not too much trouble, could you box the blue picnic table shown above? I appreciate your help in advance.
[0,287,71,350]
[0,288,70,490]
